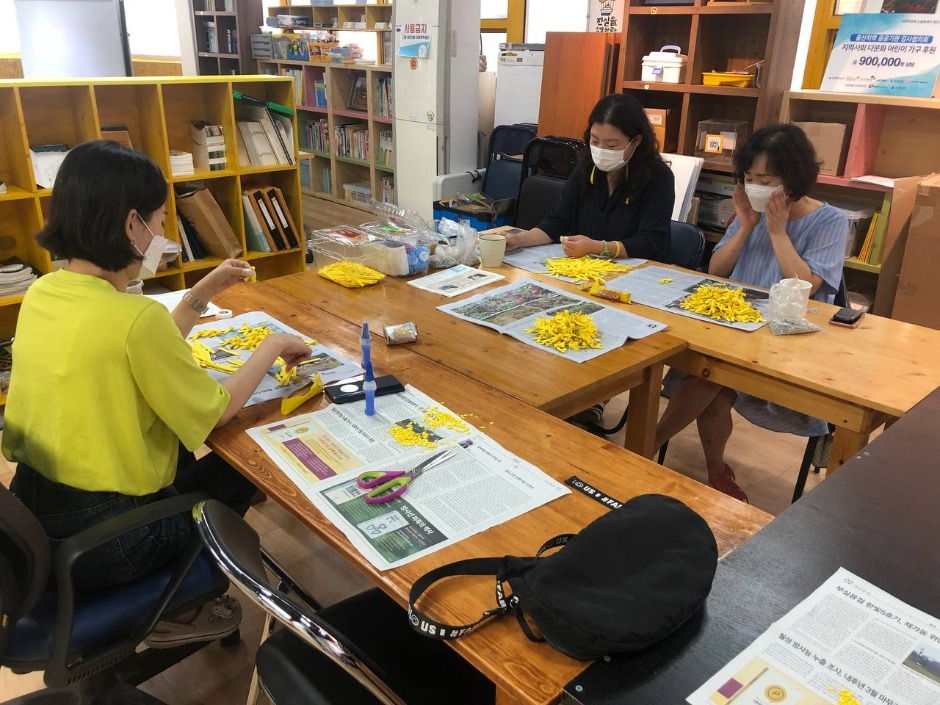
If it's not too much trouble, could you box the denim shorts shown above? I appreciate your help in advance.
[11,448,256,591]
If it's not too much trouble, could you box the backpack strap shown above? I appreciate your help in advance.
[407,534,575,643]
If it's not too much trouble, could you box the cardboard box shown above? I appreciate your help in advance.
[644,108,676,153]
[794,121,849,176]
[891,173,940,329]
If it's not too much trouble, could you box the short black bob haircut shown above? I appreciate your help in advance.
[37,140,167,272]
[733,123,820,201]
[580,93,663,195]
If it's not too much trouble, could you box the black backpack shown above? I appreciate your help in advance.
[408,494,718,660]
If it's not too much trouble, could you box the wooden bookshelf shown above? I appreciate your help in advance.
[190,0,263,76]
[260,3,394,208]
[780,90,940,316]
[618,0,806,171]
[0,75,305,340]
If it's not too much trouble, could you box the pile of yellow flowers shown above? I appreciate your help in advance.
[838,690,861,705]
[525,309,603,353]
[319,261,385,288]
[680,284,764,323]
[420,406,470,434]
[544,256,634,284]
[189,340,245,374]
[388,422,437,449]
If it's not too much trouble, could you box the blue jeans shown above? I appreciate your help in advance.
[11,448,256,591]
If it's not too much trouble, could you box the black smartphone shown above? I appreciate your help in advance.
[829,307,865,328]
[324,375,405,404]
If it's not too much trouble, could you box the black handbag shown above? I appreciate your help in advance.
[408,494,718,660]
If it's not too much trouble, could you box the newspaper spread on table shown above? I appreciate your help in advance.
[688,568,940,705]
[437,277,667,363]
[501,240,646,280]
[606,264,769,331]
[188,311,361,407]
[246,385,570,571]
[407,264,504,297]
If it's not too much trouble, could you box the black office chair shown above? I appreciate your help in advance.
[581,221,706,438]
[481,157,523,203]
[514,174,567,230]
[192,499,494,705]
[0,484,233,704]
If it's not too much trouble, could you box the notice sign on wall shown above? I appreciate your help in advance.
[821,14,940,96]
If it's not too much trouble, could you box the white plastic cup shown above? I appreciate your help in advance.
[126,279,144,295]
[478,233,507,268]
[769,277,811,320]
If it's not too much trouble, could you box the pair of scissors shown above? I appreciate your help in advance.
[356,448,456,504]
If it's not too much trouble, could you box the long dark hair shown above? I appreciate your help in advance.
[580,93,662,195]
[37,140,167,271]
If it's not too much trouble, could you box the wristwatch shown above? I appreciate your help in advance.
[182,291,210,315]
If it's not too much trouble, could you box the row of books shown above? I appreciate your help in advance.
[376,76,393,118]
[311,79,328,108]
[854,208,886,264]
[242,186,300,253]
[303,118,329,153]
[176,187,242,262]
[334,123,369,161]
[281,68,304,106]
[379,176,395,205]
[377,129,393,168]
[191,121,227,172]
[202,21,239,55]
[236,117,292,167]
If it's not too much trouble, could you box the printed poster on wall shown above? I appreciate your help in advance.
[396,23,432,59]
[821,13,940,96]
[589,0,624,34]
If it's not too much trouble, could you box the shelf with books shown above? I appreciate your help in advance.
[189,0,261,76]
[0,75,305,340]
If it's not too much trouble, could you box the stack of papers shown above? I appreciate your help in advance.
[0,262,37,296]
[169,150,195,176]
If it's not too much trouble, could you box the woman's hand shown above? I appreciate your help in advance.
[731,184,761,233]
[504,228,552,252]
[561,235,604,258]
[266,334,312,369]
[764,190,791,239]
[192,259,254,300]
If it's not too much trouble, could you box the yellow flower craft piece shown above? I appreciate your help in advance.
[544,256,635,284]
[388,422,437,449]
[420,406,470,434]
[525,309,603,353]
[680,284,764,323]
[318,262,385,288]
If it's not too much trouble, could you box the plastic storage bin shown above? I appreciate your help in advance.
[432,198,515,231]
[343,181,372,206]
[702,71,755,87]
[695,119,749,164]
[641,46,687,84]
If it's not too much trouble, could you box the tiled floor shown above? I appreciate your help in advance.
[0,390,834,703]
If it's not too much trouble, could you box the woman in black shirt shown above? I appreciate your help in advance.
[505,93,675,262]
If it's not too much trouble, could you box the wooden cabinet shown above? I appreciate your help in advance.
[190,0,263,76]
[618,0,806,172]
[0,75,305,340]
[781,89,940,316]
[260,3,395,208]
[537,32,620,141]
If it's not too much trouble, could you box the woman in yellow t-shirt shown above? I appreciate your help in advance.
[2,140,311,645]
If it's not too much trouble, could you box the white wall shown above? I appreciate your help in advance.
[0,0,20,53]
[525,0,589,43]
[123,0,181,56]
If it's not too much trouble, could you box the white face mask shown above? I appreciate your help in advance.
[133,215,168,279]
[590,140,637,173]
[744,183,784,213]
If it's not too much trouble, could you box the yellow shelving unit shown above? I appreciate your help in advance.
[0,75,305,340]
[260,2,395,208]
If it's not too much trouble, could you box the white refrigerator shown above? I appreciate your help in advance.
[393,0,480,220]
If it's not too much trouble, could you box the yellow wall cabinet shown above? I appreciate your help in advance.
[0,75,305,339]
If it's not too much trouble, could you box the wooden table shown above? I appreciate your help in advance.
[563,384,940,704]
[209,284,771,705]
[264,272,687,457]
[587,265,940,469]
[268,262,940,470]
